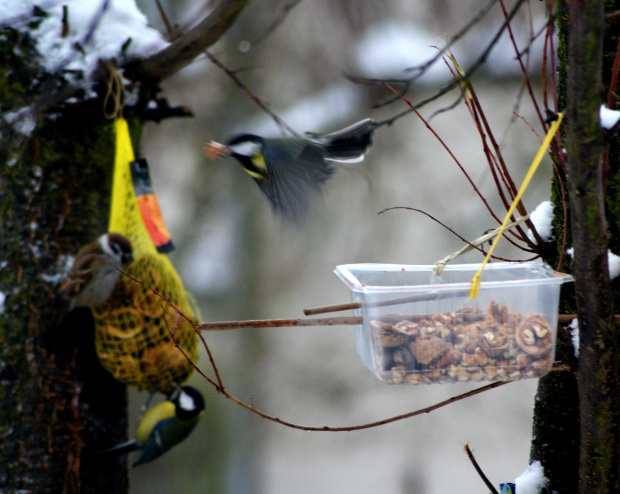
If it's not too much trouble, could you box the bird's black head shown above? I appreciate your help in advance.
[225,134,265,158]
[173,386,205,420]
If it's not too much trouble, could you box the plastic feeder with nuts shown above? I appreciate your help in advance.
[334,262,573,384]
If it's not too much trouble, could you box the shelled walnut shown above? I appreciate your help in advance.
[370,301,554,384]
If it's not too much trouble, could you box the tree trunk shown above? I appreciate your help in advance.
[0,46,133,492]
[0,2,249,491]
[531,1,620,492]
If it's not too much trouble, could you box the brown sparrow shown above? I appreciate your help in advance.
[59,233,134,310]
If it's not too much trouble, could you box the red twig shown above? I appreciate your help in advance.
[607,37,620,109]
[441,60,539,250]
[381,82,503,226]
[499,0,547,130]
[118,268,225,391]
[120,268,517,433]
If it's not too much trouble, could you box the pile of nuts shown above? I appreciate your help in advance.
[369,301,554,384]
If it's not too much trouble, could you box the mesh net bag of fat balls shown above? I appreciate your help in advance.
[91,119,198,393]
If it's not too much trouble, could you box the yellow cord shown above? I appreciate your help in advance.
[469,113,563,299]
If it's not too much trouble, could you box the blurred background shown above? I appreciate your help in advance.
[130,0,552,492]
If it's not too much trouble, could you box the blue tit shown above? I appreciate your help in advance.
[98,385,205,467]
[204,118,375,223]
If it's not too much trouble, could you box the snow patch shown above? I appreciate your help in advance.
[354,21,451,82]
[600,104,620,130]
[514,461,549,494]
[3,0,167,86]
[569,318,579,357]
[526,201,554,244]
[566,247,620,280]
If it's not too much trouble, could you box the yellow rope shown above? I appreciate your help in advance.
[469,113,563,299]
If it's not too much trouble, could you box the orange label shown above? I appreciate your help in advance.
[136,193,174,252]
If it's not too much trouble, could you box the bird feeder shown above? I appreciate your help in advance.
[335,262,573,384]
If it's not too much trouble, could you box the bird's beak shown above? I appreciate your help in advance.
[203,141,232,160]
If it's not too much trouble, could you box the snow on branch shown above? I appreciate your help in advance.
[127,0,250,82]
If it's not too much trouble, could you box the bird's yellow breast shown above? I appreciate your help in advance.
[244,153,267,180]
[135,401,176,445]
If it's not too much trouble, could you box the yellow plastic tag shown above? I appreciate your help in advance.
[469,113,563,299]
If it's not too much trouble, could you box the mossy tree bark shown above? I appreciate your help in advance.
[0,2,249,492]
[531,1,620,492]
[0,82,133,492]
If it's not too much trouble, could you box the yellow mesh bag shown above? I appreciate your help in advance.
[91,119,198,393]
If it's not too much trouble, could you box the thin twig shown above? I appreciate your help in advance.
[353,0,500,108]
[199,313,498,330]
[464,444,499,494]
[133,0,250,81]
[380,83,503,227]
[196,314,620,331]
[303,288,477,316]
[605,9,620,20]
[252,0,304,46]
[558,314,620,324]
[377,206,525,261]
[186,342,513,431]
[118,268,225,390]
[499,0,549,132]
[369,0,528,127]
[205,50,297,136]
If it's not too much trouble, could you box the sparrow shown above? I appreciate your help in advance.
[59,232,133,310]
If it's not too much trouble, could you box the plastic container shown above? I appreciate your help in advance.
[334,262,573,384]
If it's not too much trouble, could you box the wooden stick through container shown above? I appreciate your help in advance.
[303,288,472,316]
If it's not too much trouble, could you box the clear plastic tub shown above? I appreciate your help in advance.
[334,262,573,384]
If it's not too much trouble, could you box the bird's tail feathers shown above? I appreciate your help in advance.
[95,439,140,457]
[311,118,375,162]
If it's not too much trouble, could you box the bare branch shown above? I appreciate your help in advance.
[378,206,527,261]
[252,0,304,46]
[205,50,297,135]
[369,0,528,126]
[464,444,499,494]
[197,316,361,331]
[128,0,251,82]
[347,0,500,108]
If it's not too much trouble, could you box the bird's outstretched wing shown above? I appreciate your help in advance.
[256,140,335,223]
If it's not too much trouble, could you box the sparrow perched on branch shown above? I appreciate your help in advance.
[204,118,375,223]
[59,232,133,310]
